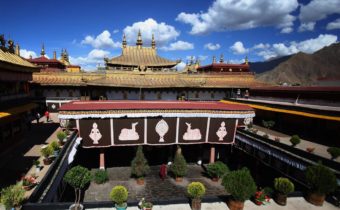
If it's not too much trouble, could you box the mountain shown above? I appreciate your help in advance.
[249,55,292,74]
[256,43,340,86]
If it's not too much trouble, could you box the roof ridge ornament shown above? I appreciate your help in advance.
[220,54,224,63]
[136,29,143,49]
[41,43,45,56]
[212,55,216,63]
[245,55,249,65]
[151,33,156,49]
[122,33,127,48]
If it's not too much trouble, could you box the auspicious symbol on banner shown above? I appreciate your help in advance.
[155,119,169,142]
[244,117,252,125]
[51,104,56,109]
[183,122,201,140]
[89,122,102,144]
[216,121,227,141]
[119,122,139,141]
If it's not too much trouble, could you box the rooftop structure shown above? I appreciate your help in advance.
[105,31,179,71]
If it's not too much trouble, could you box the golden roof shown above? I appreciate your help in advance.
[32,71,267,88]
[107,46,178,67]
[0,48,37,70]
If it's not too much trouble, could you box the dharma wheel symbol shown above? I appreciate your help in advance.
[155,119,169,142]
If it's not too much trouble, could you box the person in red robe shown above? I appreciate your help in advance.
[44,111,50,123]
[159,164,167,181]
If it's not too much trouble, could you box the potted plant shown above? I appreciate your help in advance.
[40,145,53,165]
[273,177,294,206]
[57,131,67,145]
[327,147,340,160]
[222,168,257,210]
[262,120,275,130]
[93,169,109,184]
[50,141,60,156]
[305,163,337,206]
[0,184,25,210]
[254,189,270,206]
[289,135,301,147]
[187,182,206,210]
[33,160,41,173]
[139,198,153,210]
[206,161,229,182]
[21,175,37,191]
[110,185,128,210]
[131,146,150,185]
[63,165,92,210]
[170,149,187,182]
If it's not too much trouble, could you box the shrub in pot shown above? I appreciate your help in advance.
[57,131,67,145]
[273,177,294,206]
[0,184,25,209]
[170,149,187,182]
[110,185,128,210]
[93,169,109,184]
[305,163,337,206]
[187,182,206,210]
[64,165,92,210]
[327,147,340,160]
[131,146,150,185]
[206,161,229,181]
[222,168,257,210]
[289,135,300,147]
[50,141,60,156]
[40,145,53,165]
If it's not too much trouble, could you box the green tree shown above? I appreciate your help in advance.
[170,149,188,178]
[131,146,150,179]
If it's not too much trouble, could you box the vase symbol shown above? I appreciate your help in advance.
[155,119,169,142]
[89,122,102,144]
[216,121,227,141]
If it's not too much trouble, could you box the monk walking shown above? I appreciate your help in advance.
[159,164,167,181]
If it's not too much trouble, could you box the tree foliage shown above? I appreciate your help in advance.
[131,146,150,178]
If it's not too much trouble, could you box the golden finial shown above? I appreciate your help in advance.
[53,50,57,59]
[245,55,249,65]
[15,43,20,56]
[122,33,127,48]
[212,55,216,63]
[219,54,224,63]
[136,29,143,48]
[41,43,45,56]
[151,33,156,49]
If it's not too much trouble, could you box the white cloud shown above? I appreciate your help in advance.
[175,62,186,71]
[327,18,340,30]
[255,34,338,60]
[229,59,245,64]
[299,0,340,23]
[298,22,315,32]
[281,27,293,33]
[70,49,111,70]
[204,43,221,50]
[123,18,180,46]
[81,30,121,49]
[230,41,249,54]
[160,41,194,51]
[20,49,37,59]
[253,43,270,49]
[112,29,119,34]
[176,0,298,34]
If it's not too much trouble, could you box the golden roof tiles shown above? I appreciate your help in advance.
[0,49,37,69]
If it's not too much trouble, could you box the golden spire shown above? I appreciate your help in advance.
[151,33,156,49]
[53,50,57,59]
[41,43,45,56]
[212,55,216,63]
[219,54,224,63]
[122,33,127,48]
[136,29,143,48]
[15,43,20,56]
[245,55,249,65]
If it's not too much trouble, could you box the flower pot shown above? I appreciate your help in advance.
[274,192,287,206]
[35,167,41,173]
[23,184,34,191]
[191,198,201,210]
[137,178,145,185]
[227,199,244,210]
[69,204,84,210]
[175,177,183,182]
[306,192,325,206]
[115,203,127,210]
[211,177,219,182]
[43,158,52,165]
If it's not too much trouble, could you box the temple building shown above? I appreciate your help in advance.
[105,31,179,71]
[0,35,39,149]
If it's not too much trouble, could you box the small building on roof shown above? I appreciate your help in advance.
[105,31,180,71]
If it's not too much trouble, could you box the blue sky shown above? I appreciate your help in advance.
[1,0,340,70]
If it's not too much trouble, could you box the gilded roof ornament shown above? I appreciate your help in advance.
[15,44,20,56]
[212,55,216,63]
[245,55,249,65]
[136,29,143,48]
[122,33,127,48]
[219,54,224,63]
[151,34,156,49]
[41,43,45,56]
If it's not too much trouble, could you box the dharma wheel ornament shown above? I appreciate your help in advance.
[155,119,169,142]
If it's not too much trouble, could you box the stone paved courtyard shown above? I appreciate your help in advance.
[84,165,226,202]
